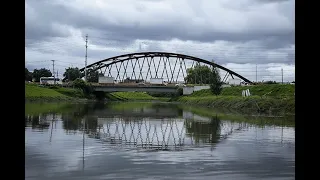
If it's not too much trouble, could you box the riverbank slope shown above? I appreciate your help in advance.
[25,83,88,102]
[26,83,295,115]
[25,83,170,102]
[176,84,295,115]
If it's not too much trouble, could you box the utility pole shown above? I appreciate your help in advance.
[85,34,88,81]
[281,68,283,84]
[51,60,55,84]
[255,64,257,82]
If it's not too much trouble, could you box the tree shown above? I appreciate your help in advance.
[87,68,103,83]
[184,64,214,84]
[32,68,52,82]
[25,68,32,81]
[185,64,223,95]
[209,66,223,95]
[63,67,82,82]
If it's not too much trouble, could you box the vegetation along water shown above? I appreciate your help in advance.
[25,82,295,115]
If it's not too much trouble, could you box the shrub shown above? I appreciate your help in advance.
[72,78,93,96]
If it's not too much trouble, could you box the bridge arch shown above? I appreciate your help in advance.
[80,52,252,83]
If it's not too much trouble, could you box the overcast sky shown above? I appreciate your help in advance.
[25,0,295,82]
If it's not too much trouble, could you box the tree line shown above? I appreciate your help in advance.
[25,67,103,83]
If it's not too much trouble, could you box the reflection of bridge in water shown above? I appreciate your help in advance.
[87,115,249,151]
[25,112,251,151]
[91,107,179,119]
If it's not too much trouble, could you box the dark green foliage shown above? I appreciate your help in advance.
[209,65,223,95]
[210,81,223,95]
[25,68,33,81]
[48,86,59,89]
[63,67,83,82]
[32,68,52,82]
[184,63,223,95]
[185,64,214,84]
[177,87,183,96]
[262,81,278,84]
[87,68,104,83]
[72,78,93,96]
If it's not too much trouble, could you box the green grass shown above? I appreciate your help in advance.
[26,84,69,99]
[156,97,171,101]
[54,87,85,98]
[191,84,295,98]
[25,83,85,101]
[111,92,160,101]
[105,93,123,101]
[178,95,295,115]
[180,84,295,114]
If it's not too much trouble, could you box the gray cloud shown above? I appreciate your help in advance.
[25,0,295,81]
[26,0,294,44]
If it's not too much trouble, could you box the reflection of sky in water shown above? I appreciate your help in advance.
[25,112,295,180]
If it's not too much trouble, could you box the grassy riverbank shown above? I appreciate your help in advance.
[176,84,295,115]
[191,84,295,97]
[179,104,295,127]
[25,83,87,102]
[26,83,170,102]
[107,92,171,102]
[26,83,295,115]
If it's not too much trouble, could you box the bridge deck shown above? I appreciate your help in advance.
[93,85,178,93]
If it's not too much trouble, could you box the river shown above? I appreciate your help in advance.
[25,102,295,180]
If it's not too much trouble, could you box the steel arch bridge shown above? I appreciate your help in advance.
[79,52,252,84]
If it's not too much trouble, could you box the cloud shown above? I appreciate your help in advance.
[25,0,295,82]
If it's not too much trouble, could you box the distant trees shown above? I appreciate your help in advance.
[185,64,214,84]
[25,65,106,84]
[86,68,104,83]
[62,67,103,83]
[63,67,83,82]
[31,68,52,82]
[184,64,223,95]
[25,68,32,81]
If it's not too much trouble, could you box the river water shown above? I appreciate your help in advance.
[25,102,295,180]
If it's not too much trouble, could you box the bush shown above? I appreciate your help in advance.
[72,78,93,96]
[177,87,183,96]
[210,81,223,95]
